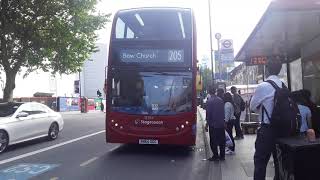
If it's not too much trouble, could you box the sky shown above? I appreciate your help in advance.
[95,0,271,65]
[1,0,273,98]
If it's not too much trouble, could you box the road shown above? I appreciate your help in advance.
[0,112,209,180]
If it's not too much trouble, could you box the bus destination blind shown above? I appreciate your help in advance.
[119,49,184,63]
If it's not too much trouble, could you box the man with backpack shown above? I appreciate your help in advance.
[250,59,300,180]
[231,86,245,139]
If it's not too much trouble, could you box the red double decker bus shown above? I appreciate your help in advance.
[106,7,197,146]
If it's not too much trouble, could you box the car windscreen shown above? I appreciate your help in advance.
[110,71,193,115]
[0,104,22,117]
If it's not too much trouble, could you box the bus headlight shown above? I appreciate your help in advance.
[115,123,118,127]
[176,127,180,131]
[185,121,189,125]
[181,125,185,129]
[111,120,115,123]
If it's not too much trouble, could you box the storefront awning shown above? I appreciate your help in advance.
[235,0,320,63]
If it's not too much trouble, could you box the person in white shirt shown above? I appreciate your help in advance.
[250,59,283,180]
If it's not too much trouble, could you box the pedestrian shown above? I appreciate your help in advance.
[291,93,312,135]
[223,92,236,154]
[217,88,224,99]
[101,101,104,112]
[250,59,283,180]
[300,89,320,137]
[205,86,226,161]
[231,86,245,139]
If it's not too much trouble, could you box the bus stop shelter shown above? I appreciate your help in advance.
[235,0,320,103]
[235,1,320,179]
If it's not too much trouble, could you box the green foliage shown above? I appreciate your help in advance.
[0,0,110,101]
[201,67,213,93]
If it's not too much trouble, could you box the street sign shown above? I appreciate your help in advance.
[215,33,221,40]
[214,50,219,60]
[220,53,234,63]
[220,39,234,63]
[220,39,233,50]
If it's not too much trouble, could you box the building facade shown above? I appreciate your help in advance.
[79,43,108,98]
[229,63,259,85]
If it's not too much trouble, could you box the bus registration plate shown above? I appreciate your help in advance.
[139,139,158,144]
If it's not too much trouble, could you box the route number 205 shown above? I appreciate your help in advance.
[168,50,183,62]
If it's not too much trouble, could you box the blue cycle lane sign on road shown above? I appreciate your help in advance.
[0,163,59,180]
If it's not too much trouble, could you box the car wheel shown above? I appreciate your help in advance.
[48,123,59,140]
[0,130,9,153]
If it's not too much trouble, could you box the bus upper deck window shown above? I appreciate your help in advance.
[115,18,125,39]
[114,9,192,40]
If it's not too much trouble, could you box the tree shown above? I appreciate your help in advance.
[0,0,109,102]
[201,67,213,94]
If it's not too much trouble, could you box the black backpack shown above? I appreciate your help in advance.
[262,80,301,137]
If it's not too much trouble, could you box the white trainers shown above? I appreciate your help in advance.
[225,149,235,155]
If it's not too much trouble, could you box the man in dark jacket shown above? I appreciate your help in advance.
[231,86,244,139]
[206,87,226,161]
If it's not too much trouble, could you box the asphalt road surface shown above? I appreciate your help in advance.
[0,112,209,180]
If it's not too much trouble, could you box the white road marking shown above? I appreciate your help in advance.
[50,177,59,180]
[80,157,98,167]
[108,145,120,152]
[0,130,105,165]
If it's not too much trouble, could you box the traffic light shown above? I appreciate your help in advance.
[74,80,80,94]
[97,90,102,97]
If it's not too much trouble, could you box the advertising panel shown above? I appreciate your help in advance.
[58,97,80,112]
[94,98,102,110]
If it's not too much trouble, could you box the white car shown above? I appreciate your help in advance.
[0,102,64,153]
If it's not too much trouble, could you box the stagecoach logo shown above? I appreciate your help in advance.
[134,119,164,126]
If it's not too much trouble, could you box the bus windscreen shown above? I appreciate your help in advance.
[110,71,192,115]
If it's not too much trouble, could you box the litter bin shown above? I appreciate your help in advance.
[276,137,320,180]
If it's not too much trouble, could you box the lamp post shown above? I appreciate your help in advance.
[215,33,221,81]
[208,0,214,85]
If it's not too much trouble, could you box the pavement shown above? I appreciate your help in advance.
[0,109,276,180]
[198,107,275,180]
